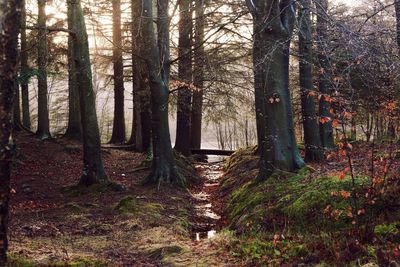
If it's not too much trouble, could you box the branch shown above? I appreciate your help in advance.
[25,26,76,36]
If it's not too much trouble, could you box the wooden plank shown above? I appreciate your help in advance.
[191,149,234,156]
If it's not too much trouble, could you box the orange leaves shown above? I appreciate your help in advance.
[319,116,331,124]
[308,90,317,97]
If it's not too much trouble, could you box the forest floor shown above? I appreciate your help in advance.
[8,132,237,266]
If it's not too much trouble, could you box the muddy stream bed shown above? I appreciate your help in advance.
[190,156,226,241]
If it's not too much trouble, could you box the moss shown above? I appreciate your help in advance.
[114,197,164,225]
[147,245,183,260]
[114,196,139,214]
[6,253,35,267]
[53,257,107,267]
[223,146,258,174]
[6,254,106,267]
[226,167,369,233]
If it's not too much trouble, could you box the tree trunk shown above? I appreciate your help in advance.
[298,0,323,161]
[0,0,22,262]
[64,0,82,140]
[190,0,205,150]
[36,0,51,140]
[128,0,151,152]
[70,0,109,186]
[109,0,126,144]
[174,0,193,156]
[141,0,182,186]
[20,0,31,130]
[13,81,22,130]
[316,0,334,149]
[247,0,305,179]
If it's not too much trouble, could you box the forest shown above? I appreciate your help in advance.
[0,0,399,266]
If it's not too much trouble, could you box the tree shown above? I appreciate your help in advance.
[128,0,151,151]
[109,0,126,144]
[298,0,324,161]
[316,0,334,148]
[175,0,193,156]
[36,0,51,140]
[64,0,82,140]
[246,0,305,179]
[140,0,183,185]
[0,0,22,262]
[20,0,31,130]
[191,0,205,150]
[70,0,109,186]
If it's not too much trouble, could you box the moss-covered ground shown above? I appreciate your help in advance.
[217,144,400,266]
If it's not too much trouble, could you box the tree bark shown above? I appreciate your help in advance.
[0,0,22,262]
[70,0,109,185]
[20,0,31,130]
[190,0,205,150]
[175,0,193,156]
[141,0,183,186]
[247,0,305,179]
[128,0,151,152]
[298,0,323,161]
[316,0,334,149]
[36,0,51,140]
[64,0,82,140]
[109,0,126,144]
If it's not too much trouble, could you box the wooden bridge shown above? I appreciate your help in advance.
[191,149,234,156]
[102,144,235,156]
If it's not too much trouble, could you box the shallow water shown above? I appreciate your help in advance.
[191,157,225,241]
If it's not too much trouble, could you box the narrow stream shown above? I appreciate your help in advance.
[191,156,225,241]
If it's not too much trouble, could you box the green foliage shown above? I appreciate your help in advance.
[374,222,400,241]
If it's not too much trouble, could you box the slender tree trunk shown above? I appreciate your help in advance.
[247,0,305,179]
[298,0,323,161]
[110,0,126,144]
[191,0,205,150]
[13,82,21,130]
[70,0,109,185]
[0,0,22,262]
[20,0,31,130]
[316,0,334,149]
[141,0,182,186]
[128,0,151,152]
[36,0,51,139]
[175,0,193,156]
[64,0,82,140]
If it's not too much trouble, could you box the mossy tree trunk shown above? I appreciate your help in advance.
[247,0,305,179]
[36,0,51,140]
[190,0,205,150]
[0,0,22,262]
[316,0,334,149]
[175,0,193,156]
[70,0,109,186]
[109,0,126,144]
[140,0,183,186]
[298,0,323,162]
[64,0,82,140]
[20,0,31,130]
